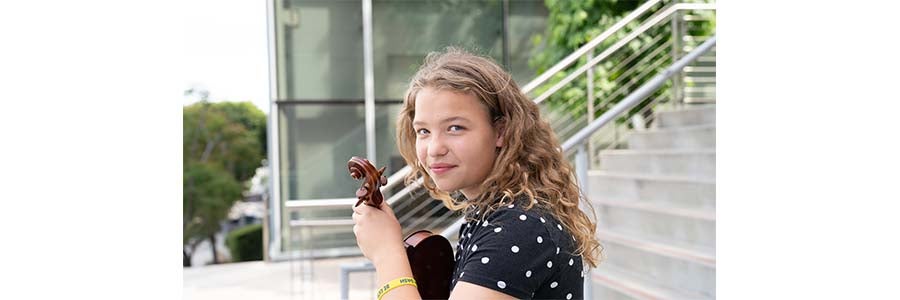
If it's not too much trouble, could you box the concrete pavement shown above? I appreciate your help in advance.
[184,257,378,300]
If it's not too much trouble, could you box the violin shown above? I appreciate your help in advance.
[348,156,455,299]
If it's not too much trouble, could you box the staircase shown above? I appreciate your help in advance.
[589,105,716,300]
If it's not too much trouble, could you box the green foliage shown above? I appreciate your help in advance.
[226,223,264,262]
[183,100,267,262]
[183,162,242,245]
[529,0,715,132]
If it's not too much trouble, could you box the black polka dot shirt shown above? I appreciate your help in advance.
[450,198,585,299]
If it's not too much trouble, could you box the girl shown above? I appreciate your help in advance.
[352,48,601,300]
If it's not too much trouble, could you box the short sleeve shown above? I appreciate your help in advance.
[456,208,561,298]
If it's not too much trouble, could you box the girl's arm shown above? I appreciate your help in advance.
[352,201,421,300]
[450,282,517,300]
[372,248,420,300]
[352,201,515,300]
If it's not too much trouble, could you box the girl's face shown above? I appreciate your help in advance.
[413,87,503,199]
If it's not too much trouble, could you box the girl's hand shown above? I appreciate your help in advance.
[351,200,406,266]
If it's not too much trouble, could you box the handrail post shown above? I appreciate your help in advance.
[585,49,596,168]
[575,143,589,205]
[574,142,592,299]
[671,6,683,108]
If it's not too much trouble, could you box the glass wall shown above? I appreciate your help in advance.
[373,0,504,100]
[508,0,549,85]
[277,0,364,100]
[278,102,401,201]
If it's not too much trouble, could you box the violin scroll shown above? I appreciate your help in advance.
[347,156,388,207]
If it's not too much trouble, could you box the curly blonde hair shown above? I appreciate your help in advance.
[396,47,602,267]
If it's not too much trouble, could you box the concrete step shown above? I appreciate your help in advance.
[598,150,715,180]
[591,264,712,300]
[588,171,715,210]
[655,105,715,129]
[598,230,716,298]
[626,124,715,150]
[593,199,715,221]
[683,76,716,83]
[595,199,715,249]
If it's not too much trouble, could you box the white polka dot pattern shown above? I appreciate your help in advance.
[452,199,584,300]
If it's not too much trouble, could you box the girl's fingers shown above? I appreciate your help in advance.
[351,202,370,215]
[379,201,396,217]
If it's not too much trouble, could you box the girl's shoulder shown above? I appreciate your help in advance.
[463,197,576,252]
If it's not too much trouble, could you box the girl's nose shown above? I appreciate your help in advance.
[427,134,449,157]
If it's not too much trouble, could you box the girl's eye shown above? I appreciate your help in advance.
[448,125,464,132]
[416,128,430,135]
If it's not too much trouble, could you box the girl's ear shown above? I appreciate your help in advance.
[494,118,505,148]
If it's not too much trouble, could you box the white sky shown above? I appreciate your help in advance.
[182,0,270,114]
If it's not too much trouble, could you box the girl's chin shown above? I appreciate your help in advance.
[432,181,458,193]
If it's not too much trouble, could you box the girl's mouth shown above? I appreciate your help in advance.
[430,165,457,175]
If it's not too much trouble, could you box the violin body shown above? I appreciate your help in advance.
[349,157,455,299]
[404,230,454,299]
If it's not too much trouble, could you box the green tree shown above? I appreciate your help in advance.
[183,91,267,266]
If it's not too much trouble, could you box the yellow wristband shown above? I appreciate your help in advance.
[376,277,417,300]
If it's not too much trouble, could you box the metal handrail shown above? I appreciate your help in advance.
[520,0,664,94]
[561,36,716,151]
[550,44,672,141]
[532,2,716,104]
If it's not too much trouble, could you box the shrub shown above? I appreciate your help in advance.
[226,223,263,262]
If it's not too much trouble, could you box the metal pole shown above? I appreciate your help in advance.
[265,0,283,260]
[340,265,351,300]
[586,50,595,168]
[502,0,510,69]
[671,8,682,107]
[362,0,377,163]
[574,143,592,299]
